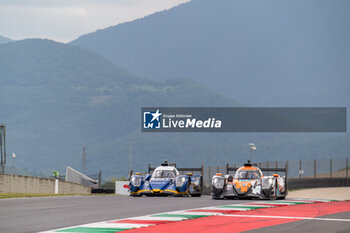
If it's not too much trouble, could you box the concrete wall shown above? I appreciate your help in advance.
[0,174,91,194]
[288,178,350,190]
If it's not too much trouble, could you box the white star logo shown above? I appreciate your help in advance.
[151,109,162,122]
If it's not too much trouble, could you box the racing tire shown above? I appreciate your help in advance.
[191,193,202,197]
[269,181,278,200]
[185,181,191,197]
[269,194,277,200]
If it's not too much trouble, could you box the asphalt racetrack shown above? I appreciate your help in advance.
[1,195,349,233]
[0,195,249,233]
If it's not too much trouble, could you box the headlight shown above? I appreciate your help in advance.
[176,176,187,187]
[131,176,142,187]
[262,178,273,189]
[212,176,225,189]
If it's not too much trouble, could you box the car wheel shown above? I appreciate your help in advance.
[191,193,202,197]
[269,181,277,200]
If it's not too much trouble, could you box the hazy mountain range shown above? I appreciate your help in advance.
[1,0,349,178]
[72,0,350,107]
[0,39,240,177]
[0,35,12,44]
[1,39,349,178]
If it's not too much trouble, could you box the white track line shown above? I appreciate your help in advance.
[201,207,251,211]
[250,202,296,205]
[83,222,150,228]
[289,198,338,202]
[167,210,222,216]
[224,214,350,222]
[127,216,185,221]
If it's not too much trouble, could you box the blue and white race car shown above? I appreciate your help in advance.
[129,161,202,197]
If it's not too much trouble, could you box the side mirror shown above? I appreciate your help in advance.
[145,174,151,180]
[273,174,279,178]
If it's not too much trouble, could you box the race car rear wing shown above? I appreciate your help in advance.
[148,164,204,175]
[226,163,288,176]
[129,161,204,178]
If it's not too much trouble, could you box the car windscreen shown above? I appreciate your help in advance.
[152,169,176,178]
[234,170,260,179]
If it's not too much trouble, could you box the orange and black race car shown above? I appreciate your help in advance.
[211,161,287,200]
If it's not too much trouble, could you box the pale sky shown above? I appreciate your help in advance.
[0,0,190,43]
